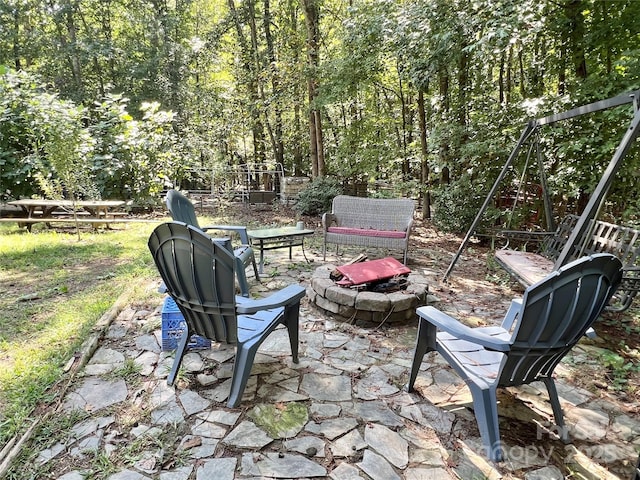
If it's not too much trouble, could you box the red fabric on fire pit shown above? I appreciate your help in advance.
[327,226,407,239]
[336,257,411,286]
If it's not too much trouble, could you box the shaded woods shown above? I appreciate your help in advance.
[1,0,640,229]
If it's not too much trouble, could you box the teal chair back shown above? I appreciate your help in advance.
[165,189,201,228]
[165,189,259,296]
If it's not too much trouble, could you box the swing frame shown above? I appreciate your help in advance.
[444,90,640,282]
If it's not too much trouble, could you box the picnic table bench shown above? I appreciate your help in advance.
[494,214,640,312]
[4,199,128,231]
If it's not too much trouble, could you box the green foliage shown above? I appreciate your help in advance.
[0,70,47,200]
[32,95,98,202]
[0,69,99,203]
[431,176,502,234]
[293,176,343,216]
[2,0,640,218]
[598,348,640,392]
[89,96,184,206]
[0,69,183,206]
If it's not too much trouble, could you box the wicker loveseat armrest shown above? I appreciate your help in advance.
[322,212,337,230]
[406,217,415,237]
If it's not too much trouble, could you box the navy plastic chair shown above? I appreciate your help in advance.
[165,189,259,297]
[406,253,623,462]
[148,222,306,408]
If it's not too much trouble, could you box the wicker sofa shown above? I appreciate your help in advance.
[322,195,415,264]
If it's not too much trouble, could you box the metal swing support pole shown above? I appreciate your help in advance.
[535,141,554,234]
[442,120,538,282]
[443,89,640,282]
[554,97,640,268]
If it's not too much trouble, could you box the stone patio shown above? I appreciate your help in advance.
[8,240,640,480]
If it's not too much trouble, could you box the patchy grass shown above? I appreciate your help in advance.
[0,206,274,449]
[0,222,160,446]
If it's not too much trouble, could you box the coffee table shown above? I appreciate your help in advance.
[247,226,315,274]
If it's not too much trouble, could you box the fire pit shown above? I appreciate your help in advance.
[307,258,429,326]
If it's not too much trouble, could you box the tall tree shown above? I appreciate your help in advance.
[301,0,324,177]
[228,0,266,167]
[262,0,284,165]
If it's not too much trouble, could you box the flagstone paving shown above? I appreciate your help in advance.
[20,244,640,479]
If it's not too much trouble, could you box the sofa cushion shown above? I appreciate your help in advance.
[327,226,406,239]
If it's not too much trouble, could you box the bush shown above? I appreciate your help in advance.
[432,178,501,234]
[294,177,343,216]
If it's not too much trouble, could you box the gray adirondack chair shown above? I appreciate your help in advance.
[165,189,259,296]
[406,253,623,462]
[148,222,305,408]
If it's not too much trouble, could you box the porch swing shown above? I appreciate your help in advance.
[443,90,640,312]
[495,128,553,244]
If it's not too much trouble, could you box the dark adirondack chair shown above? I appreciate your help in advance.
[165,189,259,296]
[406,253,623,462]
[148,222,306,408]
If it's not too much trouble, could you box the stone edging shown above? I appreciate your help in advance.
[307,265,429,326]
[0,286,138,477]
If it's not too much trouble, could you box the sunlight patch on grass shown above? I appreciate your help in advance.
[0,284,116,438]
[0,222,159,445]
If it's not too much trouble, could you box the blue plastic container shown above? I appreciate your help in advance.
[161,296,211,351]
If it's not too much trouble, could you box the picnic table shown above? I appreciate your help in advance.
[7,199,126,231]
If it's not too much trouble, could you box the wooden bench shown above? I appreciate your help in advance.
[51,210,129,218]
[322,195,415,264]
[0,217,159,227]
[495,214,640,312]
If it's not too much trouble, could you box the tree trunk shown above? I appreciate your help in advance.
[558,42,566,95]
[228,0,266,165]
[418,89,431,220]
[301,0,324,177]
[457,47,468,128]
[499,51,505,104]
[531,35,543,96]
[565,0,587,80]
[245,0,266,165]
[290,6,304,176]
[49,0,84,96]
[313,109,325,176]
[398,67,413,180]
[76,7,106,97]
[518,46,525,98]
[438,67,450,185]
[308,96,318,177]
[64,2,83,93]
[601,2,612,74]
[12,7,22,70]
[505,45,513,105]
[263,0,284,165]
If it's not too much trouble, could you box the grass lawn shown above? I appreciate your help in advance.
[0,221,162,447]
[0,202,312,451]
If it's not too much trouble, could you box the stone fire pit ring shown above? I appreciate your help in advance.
[307,264,429,326]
